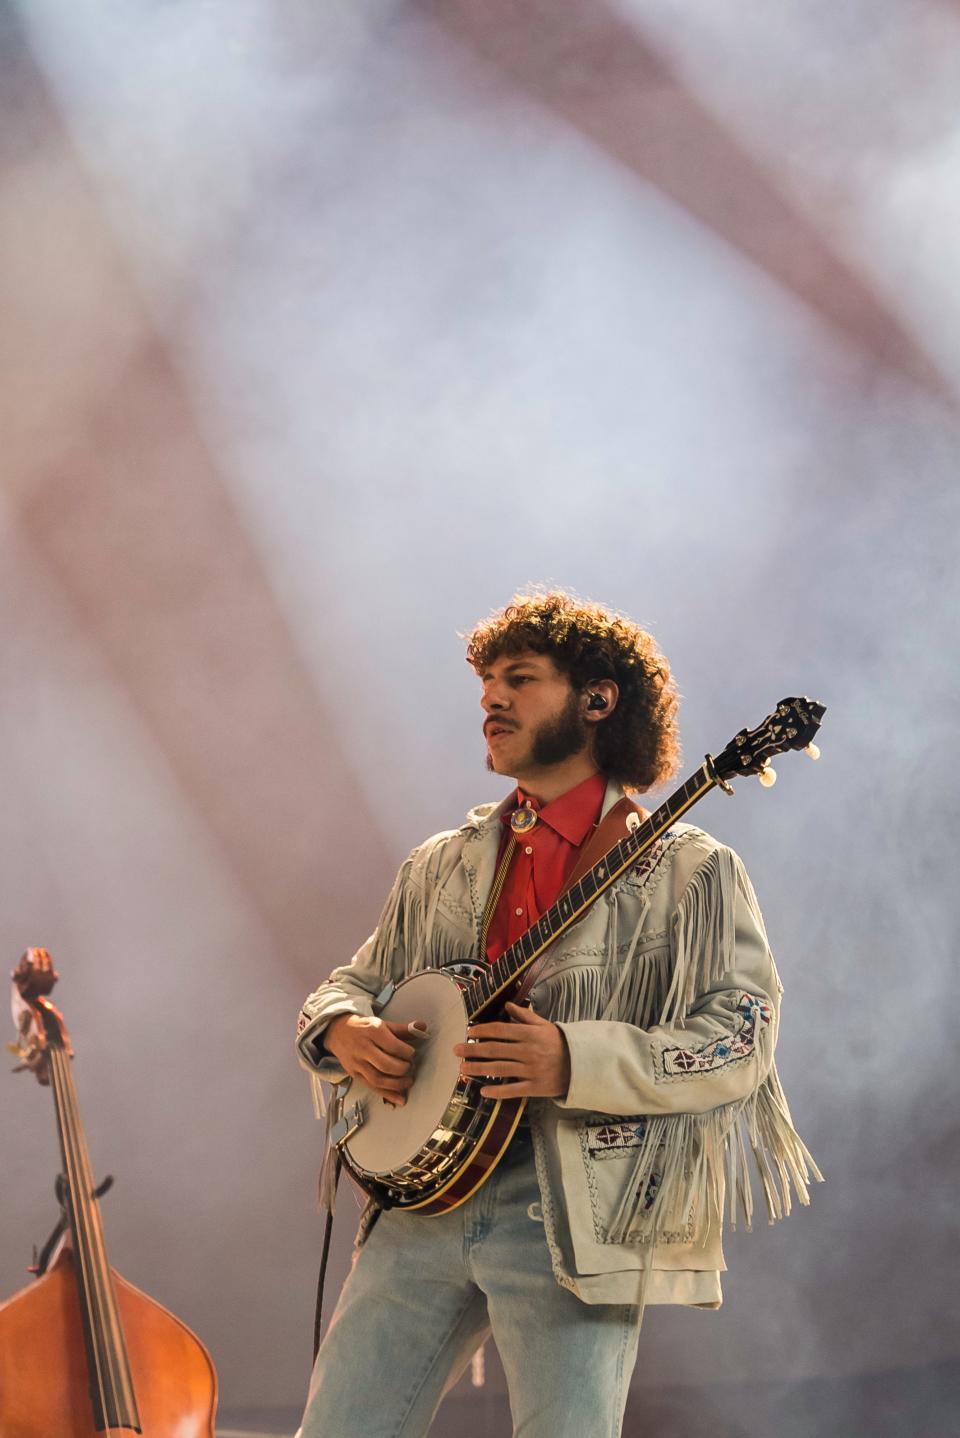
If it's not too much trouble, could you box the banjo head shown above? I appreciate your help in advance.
[343,970,470,1176]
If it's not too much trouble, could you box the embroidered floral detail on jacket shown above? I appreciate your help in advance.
[582,1117,665,1224]
[657,992,771,1080]
[586,1117,650,1159]
[631,834,669,881]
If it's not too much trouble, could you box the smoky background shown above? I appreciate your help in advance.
[1,1,958,1432]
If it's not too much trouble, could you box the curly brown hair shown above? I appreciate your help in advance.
[465,590,680,792]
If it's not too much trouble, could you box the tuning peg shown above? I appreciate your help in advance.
[804,743,820,761]
[757,765,777,788]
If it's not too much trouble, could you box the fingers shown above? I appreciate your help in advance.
[460,1060,526,1078]
[363,1044,413,1077]
[374,1022,419,1059]
[463,1006,543,1042]
[462,1022,521,1043]
[504,1001,547,1024]
[394,1019,430,1040]
[454,1040,528,1061]
[372,1086,406,1107]
[354,1017,429,1102]
[357,1064,414,1106]
[363,1019,423,1073]
[376,1086,407,1106]
[358,1067,413,1093]
[479,1081,534,1098]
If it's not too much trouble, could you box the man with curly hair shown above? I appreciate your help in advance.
[295,590,815,1438]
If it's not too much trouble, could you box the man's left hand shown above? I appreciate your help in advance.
[453,1001,571,1099]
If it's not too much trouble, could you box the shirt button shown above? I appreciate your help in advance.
[524,846,533,855]
[515,907,523,916]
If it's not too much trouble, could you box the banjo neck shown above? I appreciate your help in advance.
[468,693,826,1022]
[467,762,716,1022]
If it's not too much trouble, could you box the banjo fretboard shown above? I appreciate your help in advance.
[467,762,716,1020]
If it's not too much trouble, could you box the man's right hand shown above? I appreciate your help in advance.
[324,1013,426,1107]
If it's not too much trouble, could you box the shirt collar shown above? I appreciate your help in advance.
[504,771,607,846]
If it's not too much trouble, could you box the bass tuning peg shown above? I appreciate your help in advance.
[804,743,820,760]
[757,765,777,788]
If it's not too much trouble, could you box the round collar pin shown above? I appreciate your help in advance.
[510,807,538,835]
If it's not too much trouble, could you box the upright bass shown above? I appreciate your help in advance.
[0,949,217,1437]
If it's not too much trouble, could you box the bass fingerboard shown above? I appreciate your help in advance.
[467,762,716,1020]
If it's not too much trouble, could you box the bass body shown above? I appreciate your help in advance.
[3,949,218,1437]
[0,1251,217,1438]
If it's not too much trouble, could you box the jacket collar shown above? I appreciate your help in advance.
[464,777,625,832]
[512,772,607,846]
[460,778,626,926]
[599,777,626,819]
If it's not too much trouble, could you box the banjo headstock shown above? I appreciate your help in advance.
[710,696,826,789]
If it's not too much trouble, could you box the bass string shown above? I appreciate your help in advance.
[49,1044,117,1428]
[58,1043,136,1430]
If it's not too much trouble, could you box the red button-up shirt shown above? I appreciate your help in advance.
[484,771,607,963]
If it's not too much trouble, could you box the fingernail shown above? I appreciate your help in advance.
[409,1021,429,1035]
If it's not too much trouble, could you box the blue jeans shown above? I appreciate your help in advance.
[298,1131,642,1438]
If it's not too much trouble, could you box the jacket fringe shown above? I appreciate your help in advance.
[602,1058,822,1247]
[537,939,672,1032]
[310,1072,327,1118]
[369,847,473,979]
[308,825,821,1248]
[663,845,741,1025]
[600,847,820,1244]
[544,843,819,1247]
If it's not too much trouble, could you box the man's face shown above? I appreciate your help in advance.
[479,650,590,781]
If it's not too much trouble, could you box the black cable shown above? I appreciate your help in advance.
[312,1155,342,1364]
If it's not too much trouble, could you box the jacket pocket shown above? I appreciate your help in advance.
[579,1114,694,1246]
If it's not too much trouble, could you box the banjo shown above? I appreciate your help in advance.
[330,696,825,1216]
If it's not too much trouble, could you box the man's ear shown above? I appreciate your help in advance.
[582,679,619,722]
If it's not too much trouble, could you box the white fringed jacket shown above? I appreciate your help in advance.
[296,782,819,1308]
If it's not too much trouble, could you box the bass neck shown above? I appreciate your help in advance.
[41,1008,142,1433]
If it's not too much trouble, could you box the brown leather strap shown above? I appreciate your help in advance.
[560,796,645,895]
[510,795,646,1007]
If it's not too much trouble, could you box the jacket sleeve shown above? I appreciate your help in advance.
[554,845,781,1116]
[295,853,415,1084]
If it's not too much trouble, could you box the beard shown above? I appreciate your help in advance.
[485,690,590,773]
